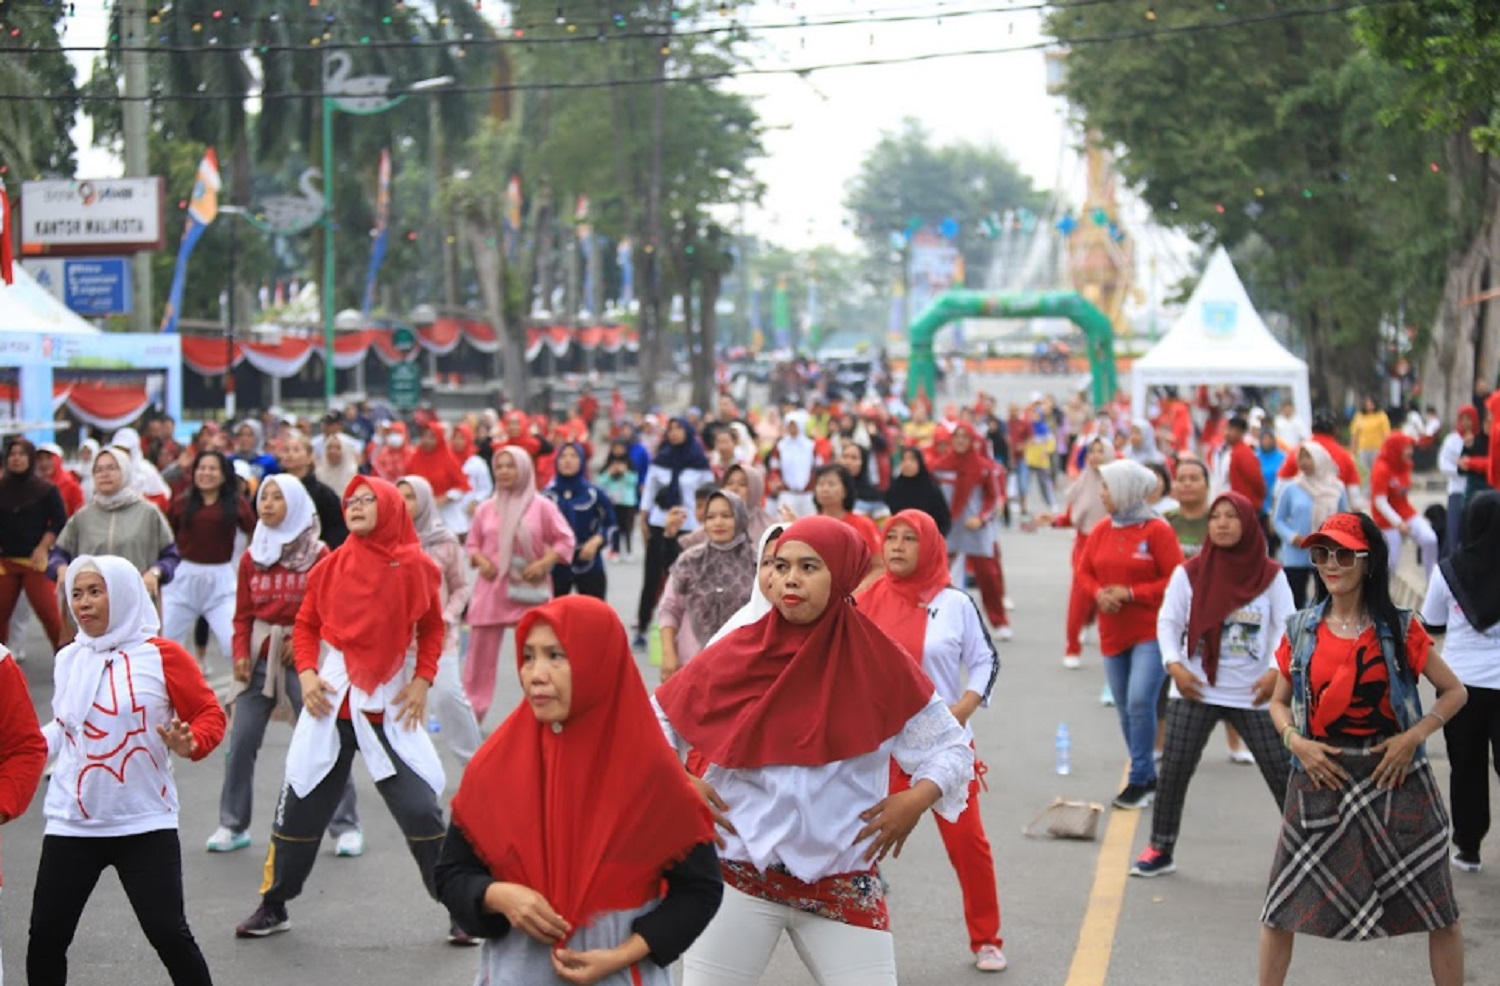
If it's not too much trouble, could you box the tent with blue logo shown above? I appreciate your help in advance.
[1129,245,1311,427]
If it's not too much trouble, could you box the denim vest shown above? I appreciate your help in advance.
[1283,600,1424,772]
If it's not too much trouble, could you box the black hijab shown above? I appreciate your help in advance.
[884,446,952,536]
[844,444,883,504]
[1440,491,1500,632]
[0,437,54,512]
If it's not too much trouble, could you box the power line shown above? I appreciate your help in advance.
[0,0,1405,102]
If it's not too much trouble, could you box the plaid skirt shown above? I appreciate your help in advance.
[1261,746,1459,940]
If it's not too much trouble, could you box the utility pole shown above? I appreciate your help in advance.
[122,2,152,333]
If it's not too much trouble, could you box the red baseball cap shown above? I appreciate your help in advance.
[1301,512,1369,552]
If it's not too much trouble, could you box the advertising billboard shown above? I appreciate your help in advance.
[19,178,165,254]
[22,257,133,316]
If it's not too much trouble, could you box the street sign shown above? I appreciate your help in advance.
[388,361,421,409]
[22,256,133,316]
[392,326,417,352]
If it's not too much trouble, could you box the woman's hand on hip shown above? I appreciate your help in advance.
[1290,736,1349,790]
[688,774,736,847]
[299,669,337,718]
[393,676,431,731]
[1167,664,1203,703]
[856,779,939,863]
[1369,731,1422,789]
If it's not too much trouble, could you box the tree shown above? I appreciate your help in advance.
[0,5,78,178]
[1358,1,1500,413]
[1047,1,1453,406]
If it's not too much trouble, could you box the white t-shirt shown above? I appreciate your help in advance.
[918,586,1001,744]
[1421,569,1500,689]
[1158,567,1295,709]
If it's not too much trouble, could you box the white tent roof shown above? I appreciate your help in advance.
[2,263,101,335]
[1130,246,1310,425]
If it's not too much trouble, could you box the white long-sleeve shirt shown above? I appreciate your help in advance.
[1157,567,1294,710]
[1438,432,1467,496]
[918,587,1000,744]
[654,694,973,883]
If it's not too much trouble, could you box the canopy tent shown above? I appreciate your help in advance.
[1129,246,1311,427]
[3,263,102,335]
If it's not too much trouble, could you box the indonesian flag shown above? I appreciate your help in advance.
[0,189,13,285]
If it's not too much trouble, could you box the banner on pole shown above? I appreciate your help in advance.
[160,148,220,334]
[361,149,392,318]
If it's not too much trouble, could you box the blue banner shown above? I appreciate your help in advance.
[161,149,220,334]
[361,149,392,318]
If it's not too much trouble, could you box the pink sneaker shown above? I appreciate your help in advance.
[975,945,1008,972]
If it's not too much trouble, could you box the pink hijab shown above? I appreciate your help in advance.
[492,444,538,564]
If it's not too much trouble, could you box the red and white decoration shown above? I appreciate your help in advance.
[0,380,154,431]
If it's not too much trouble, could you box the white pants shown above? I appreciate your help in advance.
[682,885,896,986]
[409,648,482,767]
[1382,515,1438,581]
[161,560,236,669]
[775,491,815,519]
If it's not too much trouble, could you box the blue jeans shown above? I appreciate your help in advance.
[1103,640,1165,787]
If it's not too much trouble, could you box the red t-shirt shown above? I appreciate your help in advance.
[839,512,883,563]
[1368,460,1415,529]
[1275,621,1431,739]
[1075,517,1185,655]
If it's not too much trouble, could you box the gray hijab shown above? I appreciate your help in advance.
[1100,460,1160,527]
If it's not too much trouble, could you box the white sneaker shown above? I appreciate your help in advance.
[334,830,365,857]
[1062,655,1082,670]
[1003,596,1016,611]
[1229,748,1256,765]
[206,826,251,853]
[997,625,1014,641]
[975,945,1008,972]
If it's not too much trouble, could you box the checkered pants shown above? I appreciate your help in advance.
[1149,698,1292,851]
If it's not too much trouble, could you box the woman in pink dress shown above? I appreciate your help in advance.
[463,446,575,723]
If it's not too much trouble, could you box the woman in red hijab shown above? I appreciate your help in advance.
[655,516,974,985]
[1370,432,1438,581]
[370,421,413,483]
[436,595,722,985]
[928,421,1010,636]
[859,510,1007,972]
[235,476,454,943]
[404,420,470,504]
[1129,492,1294,879]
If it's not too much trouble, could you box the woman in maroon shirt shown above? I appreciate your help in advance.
[161,450,255,674]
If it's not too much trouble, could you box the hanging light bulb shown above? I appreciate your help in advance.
[555,6,565,24]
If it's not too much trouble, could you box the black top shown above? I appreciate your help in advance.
[297,471,349,549]
[0,486,67,557]
[435,823,723,966]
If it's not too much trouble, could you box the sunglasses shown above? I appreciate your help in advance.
[1309,545,1368,569]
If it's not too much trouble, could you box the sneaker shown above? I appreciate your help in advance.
[1229,748,1256,765]
[1080,625,1095,645]
[1062,654,1082,670]
[1100,683,1115,707]
[974,944,1008,972]
[235,902,290,938]
[997,625,1014,641]
[1130,846,1176,877]
[206,826,251,853]
[1003,596,1016,611]
[334,830,365,857]
[448,922,481,946]
[631,633,647,650]
[1113,782,1155,810]
[1452,850,1482,873]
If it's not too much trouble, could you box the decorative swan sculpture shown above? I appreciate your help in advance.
[324,51,394,112]
[255,168,324,235]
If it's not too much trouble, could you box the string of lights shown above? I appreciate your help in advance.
[0,0,1406,101]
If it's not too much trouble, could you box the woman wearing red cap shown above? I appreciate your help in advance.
[656,516,974,985]
[235,476,452,942]
[1369,433,1438,580]
[1129,492,1294,879]
[1261,512,1467,985]
[860,510,1006,972]
[436,595,723,985]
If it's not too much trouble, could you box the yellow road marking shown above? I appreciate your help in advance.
[1064,768,1138,986]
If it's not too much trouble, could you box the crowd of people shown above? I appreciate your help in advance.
[0,371,1495,985]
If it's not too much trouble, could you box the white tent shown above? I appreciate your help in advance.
[2,263,101,334]
[1129,246,1311,426]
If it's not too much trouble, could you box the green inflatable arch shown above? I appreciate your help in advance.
[906,290,1118,408]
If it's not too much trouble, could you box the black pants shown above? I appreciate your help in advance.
[260,718,444,908]
[612,505,638,554]
[1149,699,1291,852]
[1444,685,1500,857]
[635,526,682,632]
[28,829,212,986]
[552,565,607,600]
[1282,566,1328,610]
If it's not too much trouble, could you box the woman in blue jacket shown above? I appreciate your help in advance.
[1272,443,1346,609]
[543,443,618,601]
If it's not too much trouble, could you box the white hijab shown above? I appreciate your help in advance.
[109,427,171,499]
[777,411,816,491]
[706,523,786,646]
[315,434,361,494]
[249,474,318,567]
[1100,460,1160,527]
[55,555,161,734]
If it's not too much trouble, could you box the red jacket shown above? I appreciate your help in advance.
[0,649,49,885]
[1076,517,1185,655]
[1228,442,1267,512]
[232,546,330,662]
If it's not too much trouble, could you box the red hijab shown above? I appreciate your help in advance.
[1183,491,1281,685]
[927,421,992,516]
[655,515,934,769]
[304,476,441,693]
[858,510,953,663]
[1377,432,1415,478]
[404,421,471,498]
[451,596,714,932]
[451,422,475,460]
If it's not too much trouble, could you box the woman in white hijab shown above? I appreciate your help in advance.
[314,431,361,495]
[109,426,173,505]
[207,476,362,856]
[31,555,224,984]
[770,410,817,518]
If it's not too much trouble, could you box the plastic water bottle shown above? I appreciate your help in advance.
[1055,723,1072,776]
[427,714,442,735]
